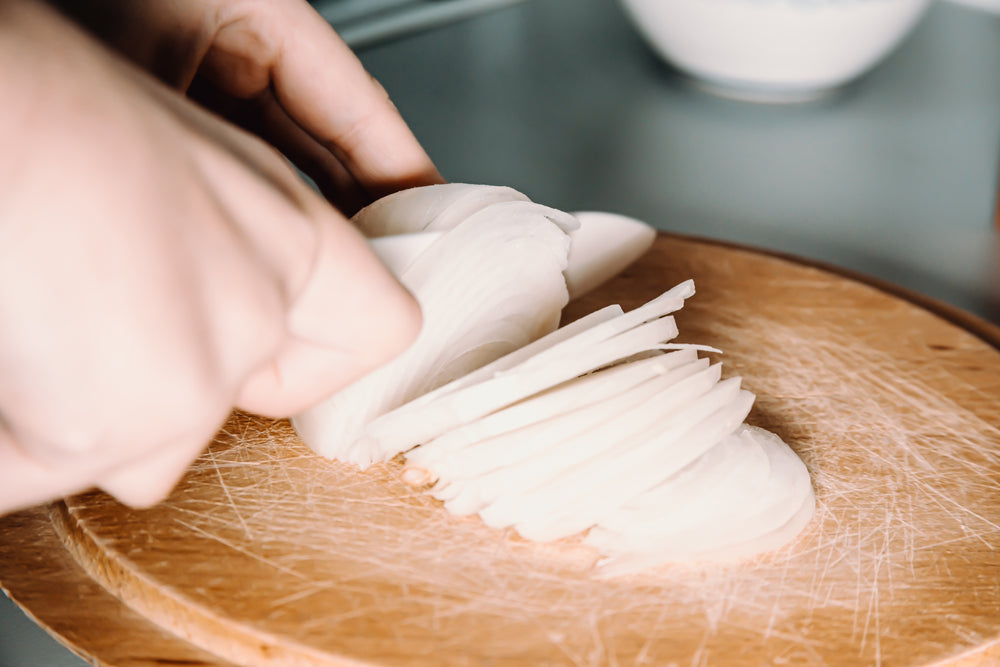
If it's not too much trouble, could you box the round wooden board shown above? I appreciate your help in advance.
[3,233,1000,667]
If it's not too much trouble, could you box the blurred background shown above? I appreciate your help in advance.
[2,0,999,664]
[310,0,1000,319]
[339,0,1000,318]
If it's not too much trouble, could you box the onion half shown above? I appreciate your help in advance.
[293,192,573,467]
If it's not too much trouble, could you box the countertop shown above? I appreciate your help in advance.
[2,0,999,664]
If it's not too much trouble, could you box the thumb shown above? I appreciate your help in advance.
[236,213,421,418]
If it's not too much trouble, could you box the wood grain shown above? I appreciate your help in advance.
[3,233,1000,667]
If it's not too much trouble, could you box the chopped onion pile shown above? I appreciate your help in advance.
[396,285,814,573]
[293,184,814,574]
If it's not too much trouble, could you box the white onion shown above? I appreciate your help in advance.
[292,184,814,574]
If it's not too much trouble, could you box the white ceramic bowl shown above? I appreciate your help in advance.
[619,0,933,102]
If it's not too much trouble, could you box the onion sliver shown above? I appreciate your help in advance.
[429,358,714,515]
[405,351,698,474]
[509,389,754,541]
[477,378,751,535]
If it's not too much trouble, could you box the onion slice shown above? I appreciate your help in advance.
[564,211,657,298]
[588,426,816,575]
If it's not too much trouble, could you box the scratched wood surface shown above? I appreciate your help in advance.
[2,233,1000,667]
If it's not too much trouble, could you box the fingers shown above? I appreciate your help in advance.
[49,0,444,202]
[57,0,445,206]
[199,0,444,197]
[252,89,368,214]
[188,80,370,215]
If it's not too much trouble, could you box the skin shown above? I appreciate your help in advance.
[0,0,444,513]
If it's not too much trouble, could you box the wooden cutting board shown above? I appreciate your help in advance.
[3,233,1000,667]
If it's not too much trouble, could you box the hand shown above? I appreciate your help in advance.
[0,1,427,512]
[49,0,444,215]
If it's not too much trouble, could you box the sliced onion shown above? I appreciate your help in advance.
[292,184,814,573]
[505,386,754,541]
[405,350,698,474]
[396,286,813,571]
[362,281,695,458]
[428,357,713,516]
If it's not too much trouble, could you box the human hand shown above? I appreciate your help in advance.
[49,0,445,215]
[0,1,425,512]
